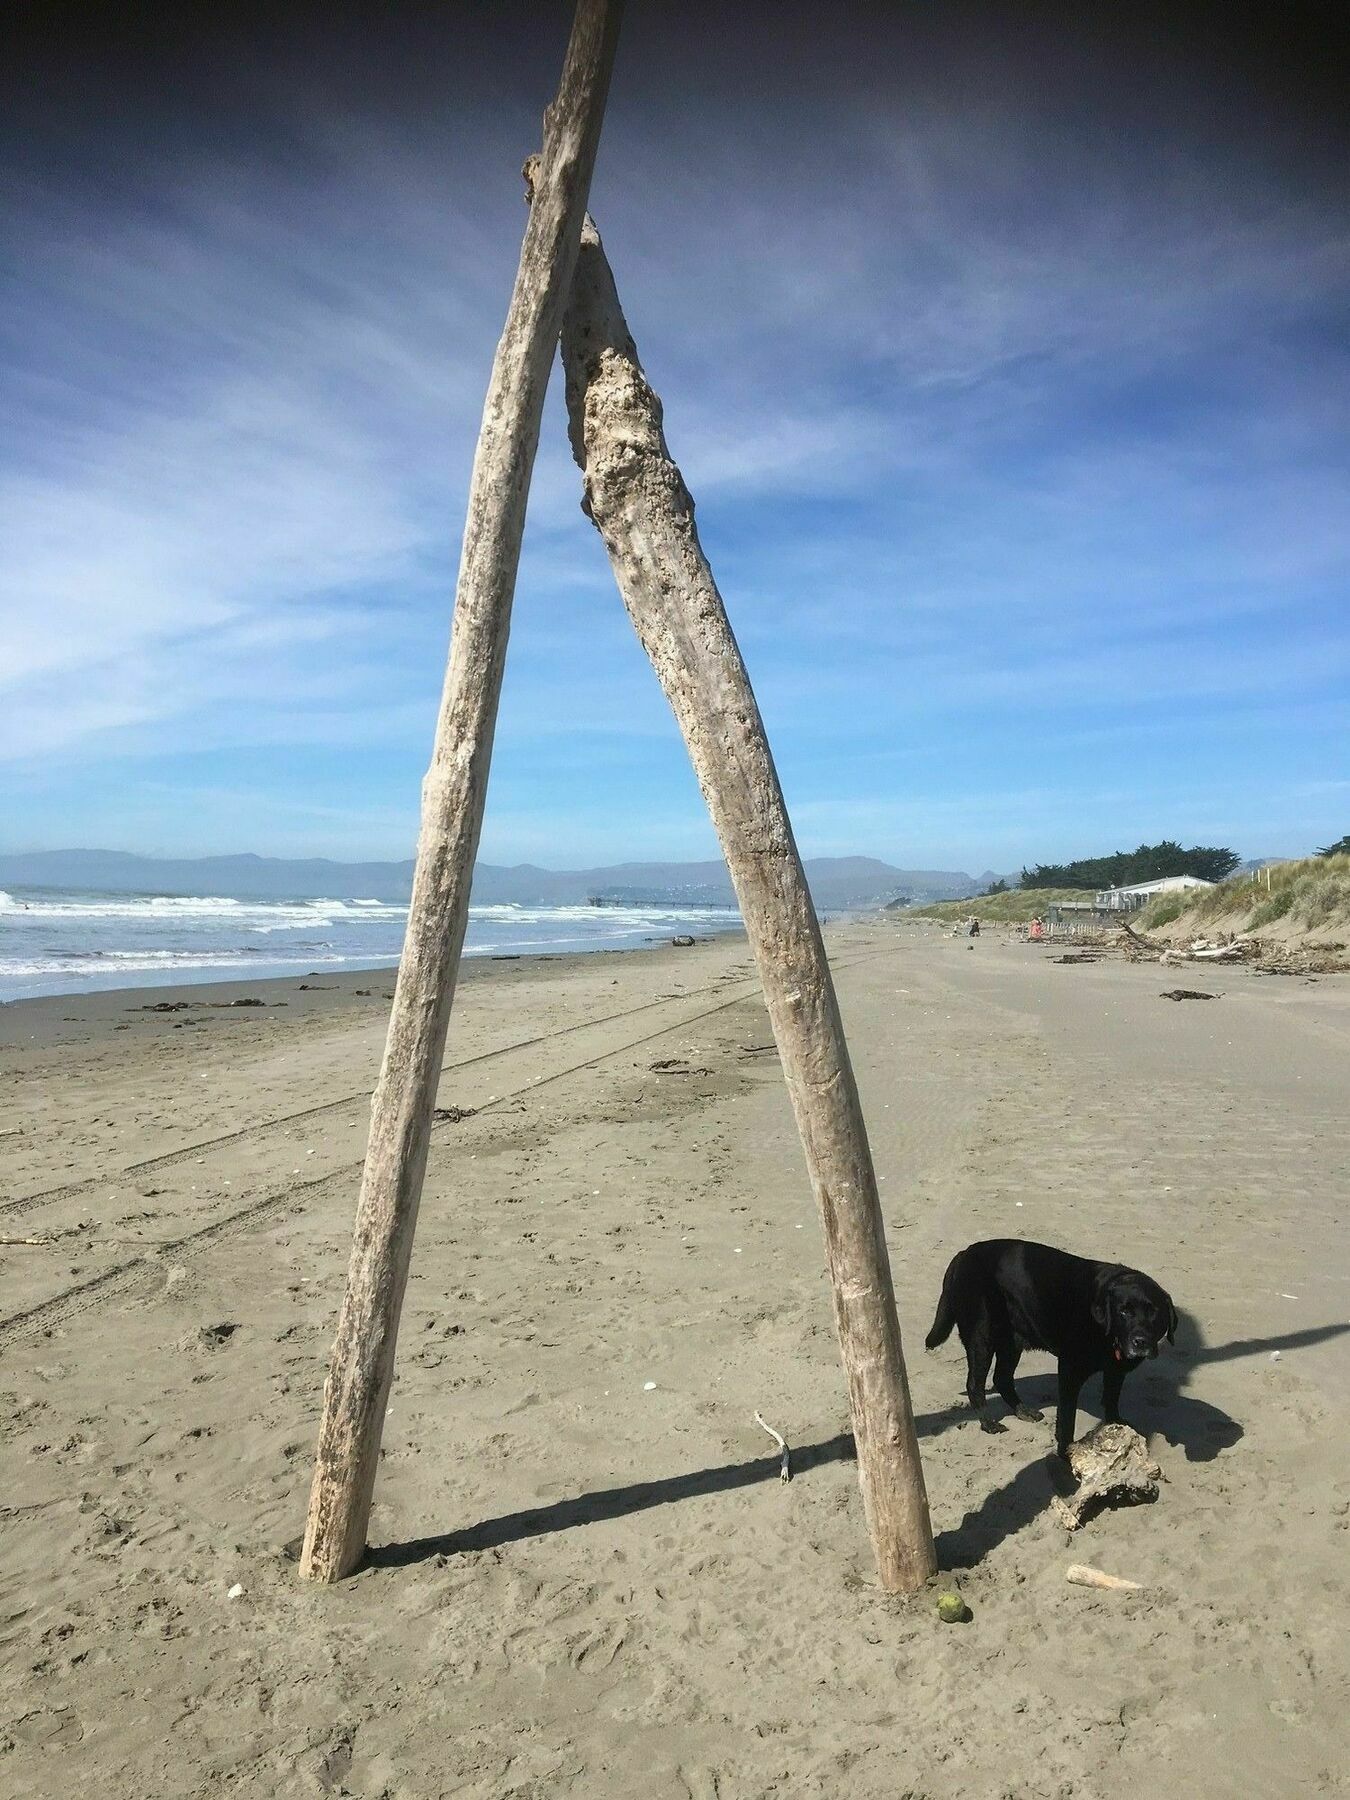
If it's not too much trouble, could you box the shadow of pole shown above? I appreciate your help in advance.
[1184,1320,1349,1365]
[365,1321,1347,1575]
[367,1432,857,1571]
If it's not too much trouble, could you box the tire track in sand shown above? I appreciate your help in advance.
[0,944,899,1346]
[1,967,765,1222]
[0,968,829,1346]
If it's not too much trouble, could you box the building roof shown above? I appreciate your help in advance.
[1099,874,1215,898]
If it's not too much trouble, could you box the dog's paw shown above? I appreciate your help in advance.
[1012,1405,1044,1423]
[979,1416,1006,1434]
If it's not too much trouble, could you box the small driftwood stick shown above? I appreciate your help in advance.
[754,1412,791,1483]
[299,0,623,1586]
[559,216,936,1595]
[1066,1564,1143,1591]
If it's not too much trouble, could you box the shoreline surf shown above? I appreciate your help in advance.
[0,885,745,1003]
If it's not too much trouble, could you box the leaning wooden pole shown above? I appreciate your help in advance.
[299,0,623,1585]
[559,215,937,1593]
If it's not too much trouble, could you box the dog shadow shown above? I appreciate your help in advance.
[914,1366,1239,1467]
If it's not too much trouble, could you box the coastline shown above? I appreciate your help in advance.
[0,927,746,1050]
[0,889,749,1007]
[3,917,1348,1795]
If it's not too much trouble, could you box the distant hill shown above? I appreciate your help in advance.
[0,849,984,909]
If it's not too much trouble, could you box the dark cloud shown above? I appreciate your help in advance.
[7,2,1350,175]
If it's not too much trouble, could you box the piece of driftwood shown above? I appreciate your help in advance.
[1159,988,1218,1002]
[558,213,936,1594]
[1117,922,1160,963]
[1052,1422,1162,1530]
[754,1412,791,1483]
[1065,1563,1143,1591]
[298,0,623,1586]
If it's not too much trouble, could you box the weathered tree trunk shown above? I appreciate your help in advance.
[299,0,623,1585]
[559,217,936,1593]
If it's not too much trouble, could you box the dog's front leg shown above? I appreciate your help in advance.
[1055,1363,1088,1459]
[1102,1354,1141,1427]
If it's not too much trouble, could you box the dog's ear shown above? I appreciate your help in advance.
[1090,1267,1118,1331]
[1166,1298,1178,1345]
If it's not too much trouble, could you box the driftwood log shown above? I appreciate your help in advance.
[557,213,936,1593]
[1117,922,1158,962]
[1052,1422,1162,1531]
[299,0,623,1585]
[1066,1563,1143,1591]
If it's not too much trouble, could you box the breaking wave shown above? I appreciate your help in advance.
[0,887,742,1002]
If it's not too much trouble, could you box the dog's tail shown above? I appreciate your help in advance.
[924,1251,965,1349]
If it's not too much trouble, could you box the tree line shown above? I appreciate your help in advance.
[1018,840,1241,891]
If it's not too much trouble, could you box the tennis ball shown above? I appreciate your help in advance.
[937,1590,969,1624]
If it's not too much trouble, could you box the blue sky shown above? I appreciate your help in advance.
[3,3,1347,873]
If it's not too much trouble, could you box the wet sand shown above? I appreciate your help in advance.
[2,921,1348,1797]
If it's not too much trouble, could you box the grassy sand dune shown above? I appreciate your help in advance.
[1141,851,1350,942]
[912,854,1350,951]
[909,886,1081,923]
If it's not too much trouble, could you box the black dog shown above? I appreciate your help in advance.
[925,1238,1177,1457]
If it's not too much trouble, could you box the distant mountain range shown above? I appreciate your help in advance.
[0,848,992,909]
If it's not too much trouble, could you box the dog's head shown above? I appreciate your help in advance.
[1091,1265,1177,1362]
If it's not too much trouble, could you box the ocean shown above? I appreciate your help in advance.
[0,888,744,1004]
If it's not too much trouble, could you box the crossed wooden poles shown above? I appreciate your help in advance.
[300,0,936,1595]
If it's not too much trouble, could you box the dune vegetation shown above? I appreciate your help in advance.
[908,886,1082,924]
[1139,852,1350,938]
[906,852,1350,945]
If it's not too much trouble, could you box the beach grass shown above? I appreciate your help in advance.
[1139,852,1350,935]
[908,886,1083,924]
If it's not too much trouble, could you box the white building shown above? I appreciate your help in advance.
[1094,874,1215,912]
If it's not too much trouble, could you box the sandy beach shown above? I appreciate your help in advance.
[2,921,1348,1798]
